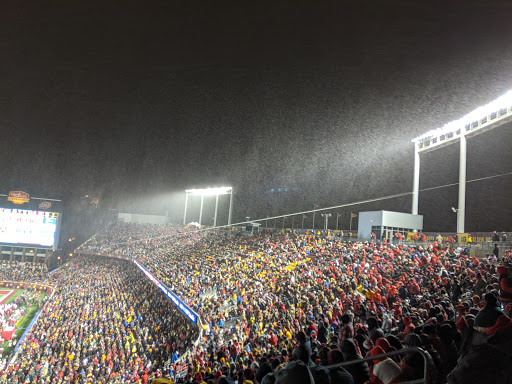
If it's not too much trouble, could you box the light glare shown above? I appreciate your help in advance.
[185,187,233,196]
[412,90,512,143]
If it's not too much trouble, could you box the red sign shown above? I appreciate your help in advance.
[39,201,52,210]
[7,191,30,205]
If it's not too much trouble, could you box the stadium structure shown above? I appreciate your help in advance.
[1,91,511,382]
[0,190,62,267]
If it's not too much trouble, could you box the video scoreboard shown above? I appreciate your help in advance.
[0,208,61,249]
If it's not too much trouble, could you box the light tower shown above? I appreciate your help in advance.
[411,90,512,233]
[183,187,233,226]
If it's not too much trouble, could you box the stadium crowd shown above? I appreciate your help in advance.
[1,257,198,384]
[2,222,512,384]
[0,264,50,286]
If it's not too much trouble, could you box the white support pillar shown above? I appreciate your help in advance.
[412,143,420,216]
[183,192,189,225]
[457,127,467,234]
[213,194,219,227]
[199,195,204,225]
[228,190,233,226]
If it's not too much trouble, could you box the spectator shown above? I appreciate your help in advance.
[496,266,512,306]
[447,293,512,383]
[340,339,370,384]
[493,243,500,259]
[326,349,354,384]
[5,222,510,384]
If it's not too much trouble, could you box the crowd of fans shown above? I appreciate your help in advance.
[2,222,512,383]
[1,257,198,383]
[0,263,50,286]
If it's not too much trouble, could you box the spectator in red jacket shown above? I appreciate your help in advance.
[497,265,512,306]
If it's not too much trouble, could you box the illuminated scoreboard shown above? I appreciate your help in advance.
[0,208,61,249]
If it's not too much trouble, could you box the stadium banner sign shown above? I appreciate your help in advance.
[133,260,198,324]
[420,232,498,243]
[7,191,30,205]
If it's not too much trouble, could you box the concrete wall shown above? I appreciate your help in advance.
[358,210,423,239]
[382,211,423,230]
[358,211,383,239]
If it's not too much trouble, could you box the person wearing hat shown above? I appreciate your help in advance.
[400,333,438,384]
[216,377,236,384]
[274,360,314,384]
[496,265,512,306]
[473,293,507,333]
[294,331,313,366]
[326,349,354,384]
[337,314,355,347]
[447,292,512,384]
[369,346,402,384]
[401,316,415,336]
[340,339,370,384]
[474,272,487,297]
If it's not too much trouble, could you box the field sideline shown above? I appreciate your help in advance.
[1,289,46,358]
[0,289,18,305]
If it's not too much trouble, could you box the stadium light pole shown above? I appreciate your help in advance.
[412,90,512,234]
[184,187,233,227]
[321,213,332,230]
[199,195,204,225]
[183,193,189,225]
[228,189,233,226]
[213,195,219,227]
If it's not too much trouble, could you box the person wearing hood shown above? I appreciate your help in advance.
[275,360,314,384]
[338,314,355,347]
[340,339,370,384]
[400,333,437,384]
[367,318,385,344]
[317,321,328,344]
[326,349,354,384]
[294,331,314,367]
[474,272,487,297]
[496,266,512,306]
[369,346,402,384]
[447,292,512,384]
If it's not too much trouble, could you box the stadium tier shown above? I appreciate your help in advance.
[1,222,512,383]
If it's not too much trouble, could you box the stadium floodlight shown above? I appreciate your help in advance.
[411,90,512,234]
[184,187,233,227]
[412,90,512,148]
[185,187,233,196]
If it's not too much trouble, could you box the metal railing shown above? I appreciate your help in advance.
[326,346,430,384]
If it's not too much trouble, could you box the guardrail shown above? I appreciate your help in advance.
[326,346,430,384]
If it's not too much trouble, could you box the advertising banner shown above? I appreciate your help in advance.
[133,260,198,324]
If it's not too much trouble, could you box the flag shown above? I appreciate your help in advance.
[351,213,357,218]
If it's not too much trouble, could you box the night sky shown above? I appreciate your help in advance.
[1,0,511,236]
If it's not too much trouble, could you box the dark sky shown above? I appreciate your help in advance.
[1,0,511,233]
